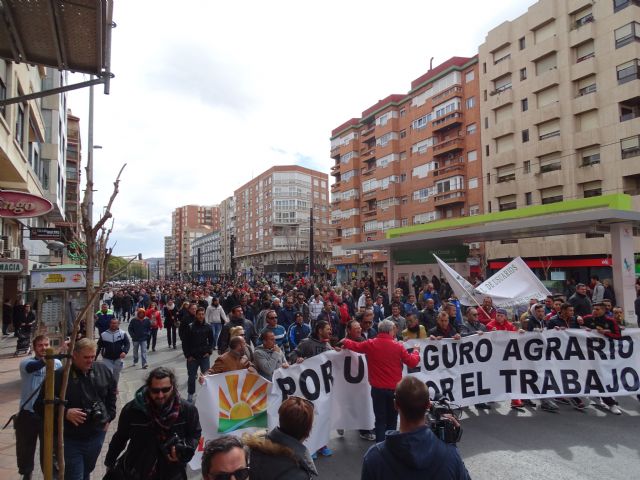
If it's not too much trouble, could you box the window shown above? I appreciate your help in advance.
[525,192,532,205]
[575,40,595,63]
[535,53,557,74]
[493,45,511,65]
[576,109,598,131]
[400,129,406,139]
[572,6,593,29]
[483,62,487,73]
[484,116,489,129]
[539,152,562,172]
[541,186,563,204]
[621,135,640,158]
[617,59,640,84]
[411,138,433,154]
[582,181,602,198]
[465,70,475,83]
[519,37,526,50]
[468,150,478,162]
[498,195,517,211]
[523,160,531,173]
[362,179,378,193]
[534,21,556,43]
[466,123,477,135]
[470,205,480,216]
[495,104,513,123]
[469,177,479,189]
[434,98,461,118]
[413,212,439,224]
[400,151,407,160]
[496,134,514,153]
[615,22,640,49]
[493,74,512,93]
[412,114,431,130]
[615,0,640,12]
[15,104,25,147]
[497,164,516,183]
[435,175,464,193]
[520,67,527,81]
[412,162,437,178]
[537,85,559,107]
[620,97,640,121]
[413,188,432,202]
[485,145,490,157]
[576,75,596,96]
[400,109,406,117]
[580,145,601,166]
[522,129,530,143]
[538,119,560,140]
[466,97,475,109]
[521,98,528,111]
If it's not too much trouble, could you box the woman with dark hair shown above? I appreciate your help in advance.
[245,397,317,479]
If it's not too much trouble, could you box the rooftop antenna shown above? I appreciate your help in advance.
[429,57,434,71]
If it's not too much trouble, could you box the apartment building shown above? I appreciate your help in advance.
[0,62,70,305]
[219,196,236,276]
[479,0,640,281]
[64,110,82,238]
[191,230,222,279]
[330,57,483,282]
[164,236,174,279]
[169,205,220,277]
[234,165,332,277]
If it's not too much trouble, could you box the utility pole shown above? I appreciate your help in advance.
[309,207,314,280]
[230,234,236,279]
[85,80,96,337]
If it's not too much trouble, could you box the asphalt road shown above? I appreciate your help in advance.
[313,397,640,480]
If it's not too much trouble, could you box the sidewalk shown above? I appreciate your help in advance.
[0,330,203,479]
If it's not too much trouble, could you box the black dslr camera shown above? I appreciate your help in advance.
[429,395,462,444]
[160,433,196,463]
[84,401,109,427]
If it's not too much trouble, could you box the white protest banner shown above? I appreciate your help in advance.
[269,349,374,454]
[434,254,477,305]
[406,330,640,406]
[435,255,551,307]
[189,370,271,470]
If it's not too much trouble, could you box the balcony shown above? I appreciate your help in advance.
[361,126,375,138]
[361,164,376,176]
[432,111,463,133]
[487,87,513,110]
[330,164,340,176]
[433,160,465,177]
[362,206,377,217]
[431,85,463,104]
[433,137,465,156]
[331,182,341,192]
[434,189,466,206]
[362,189,377,200]
[361,147,376,158]
[569,17,595,47]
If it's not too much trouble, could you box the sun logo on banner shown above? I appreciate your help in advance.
[218,373,268,433]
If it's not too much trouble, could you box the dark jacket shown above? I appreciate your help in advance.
[36,362,116,440]
[361,426,470,480]
[547,314,580,329]
[419,308,438,330]
[178,313,196,341]
[288,335,331,363]
[182,320,214,359]
[217,317,258,353]
[128,317,151,342]
[568,292,592,318]
[99,329,131,360]
[245,428,317,480]
[104,387,201,480]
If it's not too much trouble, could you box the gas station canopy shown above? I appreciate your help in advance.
[0,0,113,77]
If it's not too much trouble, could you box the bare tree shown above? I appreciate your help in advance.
[53,164,127,478]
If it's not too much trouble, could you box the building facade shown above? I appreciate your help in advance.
[168,204,220,278]
[0,62,71,307]
[219,196,236,277]
[234,165,332,278]
[479,0,640,283]
[63,110,82,239]
[191,230,222,280]
[164,235,174,279]
[330,57,483,283]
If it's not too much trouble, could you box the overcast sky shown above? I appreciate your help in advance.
[68,0,533,258]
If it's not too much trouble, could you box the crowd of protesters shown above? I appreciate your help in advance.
[10,270,640,480]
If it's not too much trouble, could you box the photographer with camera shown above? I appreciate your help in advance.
[104,367,201,480]
[361,376,470,480]
[36,338,116,480]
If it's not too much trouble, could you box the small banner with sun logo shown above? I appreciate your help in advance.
[190,369,271,469]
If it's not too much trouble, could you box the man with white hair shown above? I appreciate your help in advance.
[339,319,421,442]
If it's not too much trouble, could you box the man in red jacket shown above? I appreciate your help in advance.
[339,319,421,442]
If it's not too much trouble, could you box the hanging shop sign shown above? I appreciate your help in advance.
[0,190,53,218]
[30,227,62,240]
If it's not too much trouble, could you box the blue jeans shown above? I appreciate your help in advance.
[371,387,397,442]
[64,430,106,480]
[133,340,148,367]
[187,356,210,395]
[211,323,223,345]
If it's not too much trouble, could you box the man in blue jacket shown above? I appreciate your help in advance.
[361,376,470,480]
[128,308,151,369]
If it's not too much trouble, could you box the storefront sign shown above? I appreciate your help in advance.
[31,269,100,290]
[392,245,470,265]
[0,190,53,218]
[0,259,26,274]
[30,227,62,240]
